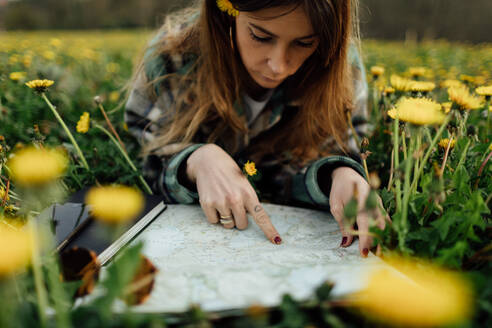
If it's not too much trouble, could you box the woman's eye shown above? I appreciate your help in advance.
[296,40,315,48]
[249,30,272,43]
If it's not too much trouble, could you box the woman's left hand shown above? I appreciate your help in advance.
[328,166,390,257]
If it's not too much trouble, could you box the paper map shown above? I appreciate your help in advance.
[126,203,384,313]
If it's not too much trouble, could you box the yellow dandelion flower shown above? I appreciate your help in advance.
[216,0,239,17]
[76,112,90,134]
[7,146,68,186]
[448,86,484,110]
[489,143,492,151]
[350,257,473,327]
[442,102,452,114]
[9,72,27,81]
[0,226,33,277]
[438,138,456,149]
[475,85,492,97]
[0,187,9,202]
[244,161,257,176]
[23,54,32,68]
[85,185,144,224]
[409,81,436,92]
[388,97,446,125]
[370,66,385,77]
[460,74,475,83]
[42,50,55,61]
[390,74,413,92]
[109,91,120,102]
[383,86,395,95]
[25,79,55,93]
[409,66,426,77]
[106,62,120,74]
[441,79,465,89]
[474,76,487,86]
[50,38,62,48]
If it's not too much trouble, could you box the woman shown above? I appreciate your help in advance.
[125,0,388,256]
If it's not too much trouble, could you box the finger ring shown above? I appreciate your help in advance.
[220,214,232,219]
[220,218,234,225]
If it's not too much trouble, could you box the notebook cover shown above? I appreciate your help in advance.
[46,189,166,257]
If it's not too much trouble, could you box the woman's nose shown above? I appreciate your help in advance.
[267,46,289,76]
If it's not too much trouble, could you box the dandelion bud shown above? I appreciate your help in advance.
[360,137,370,152]
[368,172,381,189]
[93,95,102,105]
[365,190,379,210]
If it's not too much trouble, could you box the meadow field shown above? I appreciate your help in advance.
[0,30,491,327]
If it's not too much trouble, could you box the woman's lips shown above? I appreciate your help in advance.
[261,74,281,84]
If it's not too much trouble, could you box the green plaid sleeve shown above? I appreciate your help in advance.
[163,144,204,204]
[290,156,367,210]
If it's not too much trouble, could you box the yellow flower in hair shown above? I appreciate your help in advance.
[388,97,445,126]
[25,79,54,93]
[0,226,33,277]
[86,185,144,224]
[76,112,90,134]
[244,161,257,176]
[217,0,239,17]
[8,146,68,186]
[350,256,473,327]
[448,86,483,110]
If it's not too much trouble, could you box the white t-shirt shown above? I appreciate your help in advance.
[242,89,275,126]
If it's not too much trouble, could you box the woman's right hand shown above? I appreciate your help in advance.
[186,144,282,245]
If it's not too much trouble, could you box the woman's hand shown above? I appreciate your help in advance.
[329,166,390,257]
[186,144,282,244]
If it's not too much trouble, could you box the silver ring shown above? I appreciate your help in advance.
[220,218,234,225]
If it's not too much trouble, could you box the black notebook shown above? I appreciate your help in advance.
[42,192,166,266]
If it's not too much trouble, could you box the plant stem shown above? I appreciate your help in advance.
[28,218,48,328]
[98,103,126,152]
[410,114,453,192]
[393,117,402,212]
[412,133,421,194]
[399,130,416,252]
[346,111,361,148]
[94,124,153,195]
[41,93,90,170]
[402,130,407,160]
[456,138,472,172]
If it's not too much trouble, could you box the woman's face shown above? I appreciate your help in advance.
[235,5,319,89]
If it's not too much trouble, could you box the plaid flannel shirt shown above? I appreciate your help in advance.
[125,32,369,211]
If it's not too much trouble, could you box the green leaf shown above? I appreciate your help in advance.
[437,240,469,268]
[431,212,460,241]
[91,242,144,316]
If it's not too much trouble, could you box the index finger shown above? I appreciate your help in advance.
[245,200,282,245]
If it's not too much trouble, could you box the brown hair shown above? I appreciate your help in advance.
[135,0,360,162]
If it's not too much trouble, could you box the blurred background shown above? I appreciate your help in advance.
[0,0,491,43]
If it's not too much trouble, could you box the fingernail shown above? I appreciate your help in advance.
[274,236,282,245]
[340,236,347,247]
[362,248,369,257]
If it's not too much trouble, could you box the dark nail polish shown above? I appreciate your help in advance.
[362,248,369,257]
[340,237,347,247]
[274,236,282,245]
